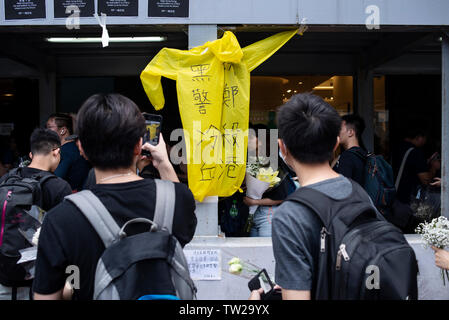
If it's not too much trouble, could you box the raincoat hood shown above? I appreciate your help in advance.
[199,31,243,63]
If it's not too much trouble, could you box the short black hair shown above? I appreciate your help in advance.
[342,114,365,142]
[48,113,73,135]
[404,125,428,140]
[277,93,342,164]
[76,93,145,170]
[30,128,61,156]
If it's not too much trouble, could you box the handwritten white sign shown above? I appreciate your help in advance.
[184,249,221,281]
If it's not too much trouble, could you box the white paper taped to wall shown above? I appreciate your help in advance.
[184,249,221,280]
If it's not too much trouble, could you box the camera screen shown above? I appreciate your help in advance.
[258,273,272,293]
[144,121,160,145]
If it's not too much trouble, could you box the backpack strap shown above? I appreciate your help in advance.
[65,190,120,248]
[4,168,56,186]
[32,171,58,187]
[286,180,377,229]
[1,168,22,184]
[153,179,176,233]
[286,186,334,227]
[395,147,414,190]
[7,167,21,176]
[1,168,58,208]
[32,172,59,208]
[347,148,369,161]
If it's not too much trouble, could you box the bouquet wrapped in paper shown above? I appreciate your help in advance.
[416,216,449,285]
[244,156,281,233]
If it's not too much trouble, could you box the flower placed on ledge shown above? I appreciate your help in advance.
[229,262,243,275]
[416,216,449,285]
[228,257,241,265]
[227,257,260,278]
[228,257,243,275]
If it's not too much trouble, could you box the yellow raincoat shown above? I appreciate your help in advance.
[141,29,298,201]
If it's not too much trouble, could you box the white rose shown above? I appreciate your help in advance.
[228,257,241,265]
[229,263,243,275]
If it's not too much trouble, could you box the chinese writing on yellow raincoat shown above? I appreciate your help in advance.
[141,29,298,201]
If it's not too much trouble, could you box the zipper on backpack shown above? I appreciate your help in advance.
[336,244,350,270]
[320,227,329,252]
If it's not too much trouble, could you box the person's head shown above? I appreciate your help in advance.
[404,126,428,148]
[339,114,365,149]
[277,93,342,167]
[248,123,265,153]
[29,128,62,172]
[46,113,73,143]
[75,93,145,171]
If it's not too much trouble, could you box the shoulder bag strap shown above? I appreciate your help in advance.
[65,190,120,248]
[395,147,414,190]
[153,179,176,233]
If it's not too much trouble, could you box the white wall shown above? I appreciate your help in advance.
[185,235,449,300]
[1,0,449,26]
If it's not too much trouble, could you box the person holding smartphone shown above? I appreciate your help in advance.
[33,94,197,300]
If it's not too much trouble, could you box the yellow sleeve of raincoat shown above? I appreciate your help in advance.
[140,48,180,110]
[242,29,298,72]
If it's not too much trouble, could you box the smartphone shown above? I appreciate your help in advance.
[142,113,163,156]
[248,269,281,300]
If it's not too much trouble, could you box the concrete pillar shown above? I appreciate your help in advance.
[188,25,219,237]
[442,32,449,218]
[188,25,217,49]
[356,68,375,152]
[39,72,57,126]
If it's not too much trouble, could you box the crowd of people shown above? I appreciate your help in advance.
[0,92,448,300]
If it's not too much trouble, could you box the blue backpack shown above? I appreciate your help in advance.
[348,149,396,214]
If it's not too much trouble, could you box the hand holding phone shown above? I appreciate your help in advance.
[141,133,169,169]
[248,269,282,300]
[142,113,163,156]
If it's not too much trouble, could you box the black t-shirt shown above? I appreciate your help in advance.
[0,167,72,211]
[333,146,367,187]
[82,168,96,190]
[392,141,428,204]
[32,178,197,300]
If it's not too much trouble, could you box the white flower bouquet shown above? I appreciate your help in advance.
[416,216,449,285]
[244,156,281,233]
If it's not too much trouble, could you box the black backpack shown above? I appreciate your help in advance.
[65,179,197,300]
[349,149,421,234]
[219,192,249,237]
[0,168,55,287]
[347,149,396,214]
[286,180,418,300]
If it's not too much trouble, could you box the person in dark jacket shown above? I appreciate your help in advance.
[333,114,367,187]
